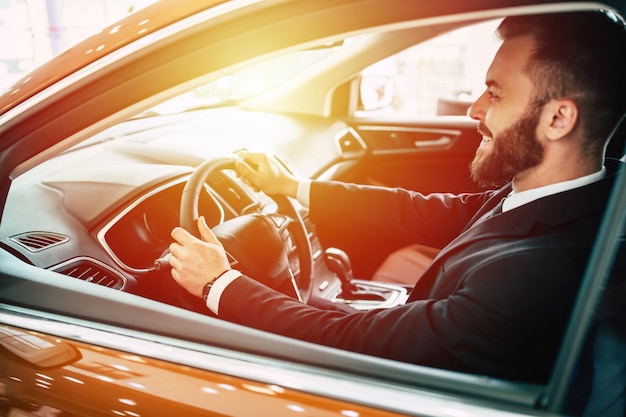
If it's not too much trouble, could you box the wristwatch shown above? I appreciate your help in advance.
[201,269,241,302]
[201,269,244,313]
[201,274,224,302]
[201,276,219,302]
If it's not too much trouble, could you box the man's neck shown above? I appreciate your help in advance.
[504,165,607,212]
[512,157,603,192]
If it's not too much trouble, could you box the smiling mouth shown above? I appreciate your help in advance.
[477,122,493,139]
[478,133,493,148]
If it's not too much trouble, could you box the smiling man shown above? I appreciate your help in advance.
[469,36,546,189]
[468,21,605,193]
[168,11,626,383]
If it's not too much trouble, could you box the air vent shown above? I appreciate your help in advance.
[51,258,125,290]
[10,232,69,252]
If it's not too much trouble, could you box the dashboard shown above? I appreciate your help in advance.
[0,107,411,311]
[0,107,348,308]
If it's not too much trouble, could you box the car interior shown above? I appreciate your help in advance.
[0,2,625,416]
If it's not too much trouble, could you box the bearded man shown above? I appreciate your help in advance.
[168,12,626,383]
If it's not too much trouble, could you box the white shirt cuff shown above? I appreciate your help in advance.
[296,179,312,207]
[206,270,243,314]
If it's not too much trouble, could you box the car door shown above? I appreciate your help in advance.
[348,118,482,195]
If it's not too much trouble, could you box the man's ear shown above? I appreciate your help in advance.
[544,99,579,141]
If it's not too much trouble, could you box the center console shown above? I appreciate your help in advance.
[330,280,409,310]
[322,247,409,310]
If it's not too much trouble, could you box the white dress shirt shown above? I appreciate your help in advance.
[503,167,606,212]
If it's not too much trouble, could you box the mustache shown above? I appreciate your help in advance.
[477,122,493,138]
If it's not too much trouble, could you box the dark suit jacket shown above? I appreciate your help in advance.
[216,160,623,382]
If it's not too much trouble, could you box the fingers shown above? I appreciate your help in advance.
[171,217,221,246]
[234,159,255,181]
[197,216,222,246]
[168,230,189,268]
[236,151,274,177]
[235,151,298,197]
[168,218,230,298]
[236,150,265,168]
[167,245,182,271]
[171,225,193,245]
[237,150,267,166]
[235,152,270,191]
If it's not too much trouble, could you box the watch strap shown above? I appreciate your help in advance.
[203,269,243,314]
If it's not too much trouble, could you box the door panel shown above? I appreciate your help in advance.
[350,117,483,194]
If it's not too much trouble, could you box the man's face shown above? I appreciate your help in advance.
[469,101,544,188]
[467,35,546,188]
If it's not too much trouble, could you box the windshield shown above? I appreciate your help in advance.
[146,41,350,115]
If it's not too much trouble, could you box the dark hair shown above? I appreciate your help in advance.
[497,11,626,155]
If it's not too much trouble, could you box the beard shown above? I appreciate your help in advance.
[469,104,545,188]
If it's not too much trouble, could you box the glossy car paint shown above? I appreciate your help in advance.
[1,321,406,417]
[1,306,543,417]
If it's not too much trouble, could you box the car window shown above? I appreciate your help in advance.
[355,19,502,119]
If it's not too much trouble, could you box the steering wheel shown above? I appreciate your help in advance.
[179,155,314,304]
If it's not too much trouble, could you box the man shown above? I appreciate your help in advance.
[168,12,626,382]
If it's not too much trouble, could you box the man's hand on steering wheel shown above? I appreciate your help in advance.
[169,216,231,298]
[169,154,315,308]
[235,151,300,197]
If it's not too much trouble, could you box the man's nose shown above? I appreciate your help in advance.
[468,91,487,121]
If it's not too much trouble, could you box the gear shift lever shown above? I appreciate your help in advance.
[324,247,386,301]
[324,247,359,296]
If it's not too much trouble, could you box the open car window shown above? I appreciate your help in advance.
[0,2,625,416]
